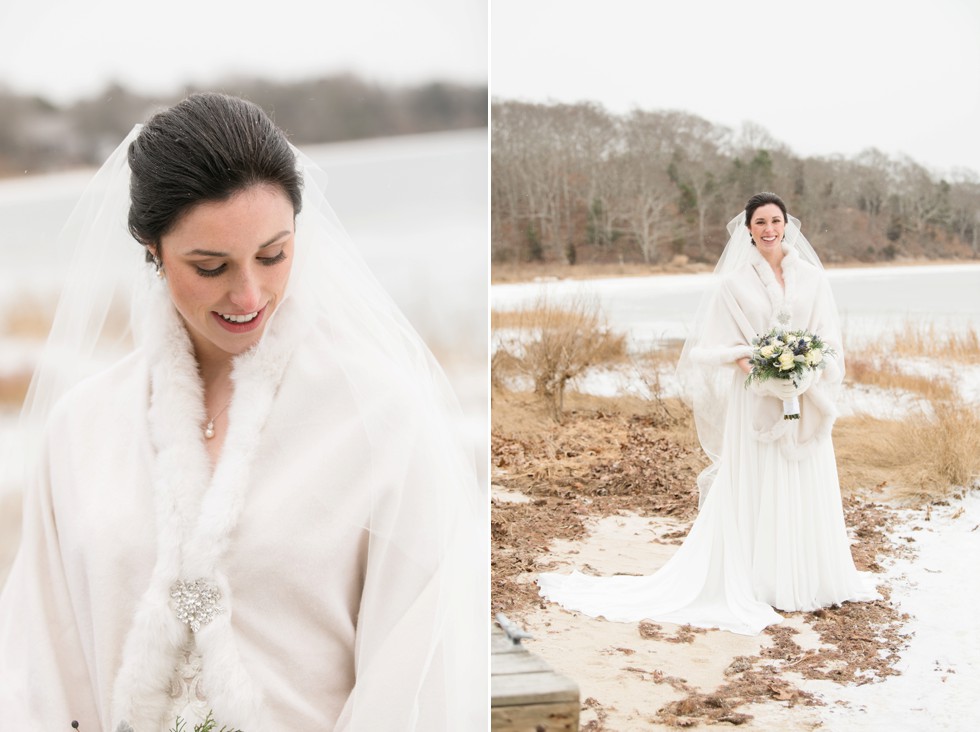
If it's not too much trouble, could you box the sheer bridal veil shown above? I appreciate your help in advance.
[10,125,486,729]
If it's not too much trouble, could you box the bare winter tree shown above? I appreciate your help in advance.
[612,111,678,263]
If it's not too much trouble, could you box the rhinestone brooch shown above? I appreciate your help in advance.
[170,578,222,632]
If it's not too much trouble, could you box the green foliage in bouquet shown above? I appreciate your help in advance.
[170,711,242,732]
[744,328,835,387]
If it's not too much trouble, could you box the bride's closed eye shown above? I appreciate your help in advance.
[194,251,286,277]
[258,250,287,266]
[195,263,226,278]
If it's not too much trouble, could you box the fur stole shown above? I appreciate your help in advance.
[746,244,839,458]
[110,286,308,731]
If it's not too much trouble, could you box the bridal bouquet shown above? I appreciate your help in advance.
[745,328,834,420]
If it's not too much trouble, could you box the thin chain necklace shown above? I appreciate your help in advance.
[204,399,232,439]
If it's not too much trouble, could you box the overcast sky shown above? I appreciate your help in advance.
[0,0,487,102]
[491,0,980,176]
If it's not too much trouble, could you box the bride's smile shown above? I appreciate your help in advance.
[749,203,785,254]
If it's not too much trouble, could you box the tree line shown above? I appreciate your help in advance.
[0,75,487,176]
[491,100,980,265]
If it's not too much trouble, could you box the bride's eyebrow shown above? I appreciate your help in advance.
[186,230,292,257]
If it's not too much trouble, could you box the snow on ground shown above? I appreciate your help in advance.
[811,492,980,730]
[532,359,972,419]
[838,383,934,420]
[893,356,980,404]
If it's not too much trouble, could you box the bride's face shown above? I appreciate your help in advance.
[154,184,295,366]
[747,203,785,255]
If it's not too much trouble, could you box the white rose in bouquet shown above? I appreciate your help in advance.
[777,352,796,371]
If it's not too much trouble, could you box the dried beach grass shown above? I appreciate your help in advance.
[492,297,626,421]
[845,356,956,401]
[858,322,980,362]
[835,399,980,502]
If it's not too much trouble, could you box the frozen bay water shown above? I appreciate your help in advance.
[491,263,980,349]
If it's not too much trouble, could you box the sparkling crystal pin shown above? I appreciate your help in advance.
[170,578,222,632]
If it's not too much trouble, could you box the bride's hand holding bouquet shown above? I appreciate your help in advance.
[745,328,834,420]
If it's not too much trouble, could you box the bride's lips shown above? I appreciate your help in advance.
[211,305,266,333]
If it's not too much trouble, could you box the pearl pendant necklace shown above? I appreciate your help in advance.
[204,400,231,440]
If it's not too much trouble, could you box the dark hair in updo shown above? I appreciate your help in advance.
[128,92,303,262]
[744,192,788,228]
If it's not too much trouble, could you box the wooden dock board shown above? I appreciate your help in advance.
[491,627,579,731]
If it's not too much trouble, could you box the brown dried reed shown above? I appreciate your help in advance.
[856,322,980,362]
[835,402,980,502]
[845,356,956,401]
[492,297,626,421]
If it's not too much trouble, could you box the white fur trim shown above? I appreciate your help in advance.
[749,382,838,461]
[749,244,800,329]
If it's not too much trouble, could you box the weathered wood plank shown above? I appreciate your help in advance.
[491,670,579,706]
[491,701,579,732]
[490,624,580,730]
[492,651,553,675]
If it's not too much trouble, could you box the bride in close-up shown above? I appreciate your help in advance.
[0,93,484,730]
[538,191,878,635]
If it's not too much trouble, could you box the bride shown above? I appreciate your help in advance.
[538,192,877,635]
[0,93,484,729]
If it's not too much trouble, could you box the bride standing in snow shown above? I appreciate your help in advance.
[538,192,877,635]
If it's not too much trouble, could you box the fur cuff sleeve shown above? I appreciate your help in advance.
[690,344,754,366]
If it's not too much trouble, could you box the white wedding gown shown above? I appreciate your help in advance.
[538,245,878,635]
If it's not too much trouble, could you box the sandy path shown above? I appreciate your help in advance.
[516,509,829,729]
